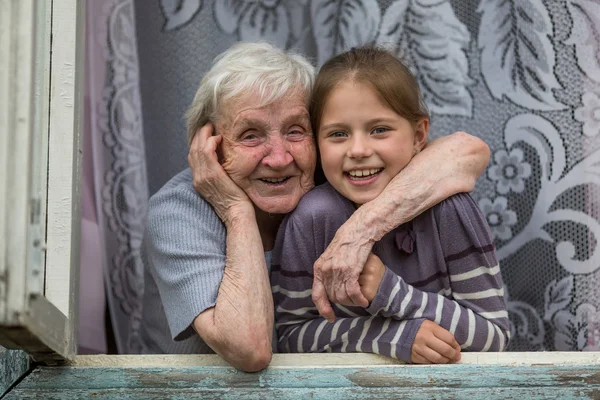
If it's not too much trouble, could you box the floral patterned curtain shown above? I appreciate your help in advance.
[87,0,600,352]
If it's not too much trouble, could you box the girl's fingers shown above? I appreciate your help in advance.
[411,352,429,364]
[424,336,459,362]
[432,324,460,350]
[416,344,452,364]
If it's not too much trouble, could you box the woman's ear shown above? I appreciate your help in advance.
[413,118,429,153]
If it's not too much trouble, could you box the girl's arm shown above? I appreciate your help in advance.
[364,193,510,351]
[312,132,491,320]
[275,297,427,362]
[272,203,459,363]
[366,264,509,352]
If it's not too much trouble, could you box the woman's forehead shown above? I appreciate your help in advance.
[221,94,309,127]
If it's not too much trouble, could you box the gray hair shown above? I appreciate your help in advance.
[185,42,315,145]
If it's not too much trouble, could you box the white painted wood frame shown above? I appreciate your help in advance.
[0,0,84,362]
[0,0,599,376]
[70,352,600,368]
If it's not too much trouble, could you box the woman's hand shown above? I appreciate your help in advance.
[188,123,253,224]
[358,253,385,303]
[411,320,461,364]
[312,224,372,322]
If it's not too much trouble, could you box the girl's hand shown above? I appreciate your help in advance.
[358,253,386,303]
[411,320,461,364]
[188,123,253,224]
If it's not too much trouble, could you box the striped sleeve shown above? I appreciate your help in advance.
[366,193,510,352]
[272,210,426,362]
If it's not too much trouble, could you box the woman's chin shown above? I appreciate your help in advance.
[253,197,300,215]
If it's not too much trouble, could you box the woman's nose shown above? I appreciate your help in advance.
[347,135,373,159]
[261,136,293,168]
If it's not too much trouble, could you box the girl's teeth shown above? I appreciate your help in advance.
[348,168,381,178]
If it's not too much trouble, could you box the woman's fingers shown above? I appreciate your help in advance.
[191,122,214,145]
[312,279,335,322]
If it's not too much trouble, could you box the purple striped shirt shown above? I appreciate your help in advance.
[271,182,510,362]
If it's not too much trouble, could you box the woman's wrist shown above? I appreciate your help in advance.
[222,202,256,228]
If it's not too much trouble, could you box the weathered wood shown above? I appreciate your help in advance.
[13,364,600,390]
[0,0,36,326]
[0,0,83,362]
[44,0,84,359]
[0,349,30,397]
[5,386,600,400]
[6,360,600,399]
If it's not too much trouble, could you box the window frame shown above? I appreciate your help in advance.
[1,1,600,385]
[0,0,83,363]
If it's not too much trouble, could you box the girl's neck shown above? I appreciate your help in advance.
[255,206,285,251]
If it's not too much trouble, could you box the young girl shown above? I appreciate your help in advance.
[271,47,510,364]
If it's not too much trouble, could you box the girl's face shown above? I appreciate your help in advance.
[317,80,428,206]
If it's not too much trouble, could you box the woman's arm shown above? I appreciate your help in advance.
[189,125,273,372]
[312,132,491,320]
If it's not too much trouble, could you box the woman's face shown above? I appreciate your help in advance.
[216,90,316,214]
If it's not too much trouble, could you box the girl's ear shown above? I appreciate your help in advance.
[413,118,429,153]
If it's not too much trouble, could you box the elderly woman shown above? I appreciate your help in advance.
[140,42,490,372]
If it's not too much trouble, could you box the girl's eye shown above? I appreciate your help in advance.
[330,131,347,138]
[372,127,389,135]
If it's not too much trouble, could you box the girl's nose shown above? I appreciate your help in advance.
[347,135,373,159]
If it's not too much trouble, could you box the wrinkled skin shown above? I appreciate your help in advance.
[187,90,316,372]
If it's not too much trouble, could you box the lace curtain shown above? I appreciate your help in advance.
[83,0,148,353]
[83,0,600,353]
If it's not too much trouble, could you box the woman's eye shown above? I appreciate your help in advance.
[240,131,262,145]
[287,129,307,142]
[241,131,258,140]
[372,127,388,135]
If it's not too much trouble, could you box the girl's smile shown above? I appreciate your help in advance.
[317,80,428,206]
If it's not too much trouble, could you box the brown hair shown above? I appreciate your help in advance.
[310,46,429,136]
